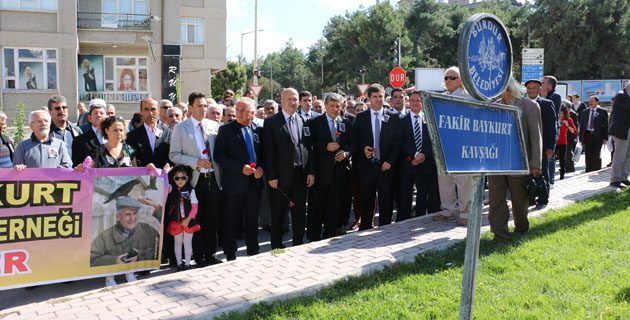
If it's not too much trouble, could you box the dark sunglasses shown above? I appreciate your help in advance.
[444,76,459,81]
[161,106,171,109]
[174,176,188,181]
[54,106,68,111]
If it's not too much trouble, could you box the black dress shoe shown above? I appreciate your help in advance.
[226,256,236,261]
[535,204,547,210]
[272,244,286,250]
[621,180,630,186]
[610,181,623,188]
[206,256,223,265]
[247,250,259,256]
[177,264,185,272]
[195,259,208,268]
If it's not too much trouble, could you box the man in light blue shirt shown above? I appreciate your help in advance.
[14,110,71,170]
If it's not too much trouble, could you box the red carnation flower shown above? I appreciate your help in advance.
[406,156,412,161]
[289,202,296,208]
[202,148,209,155]
[336,132,342,136]
[250,162,257,168]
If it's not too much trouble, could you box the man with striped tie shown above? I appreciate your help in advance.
[398,90,440,221]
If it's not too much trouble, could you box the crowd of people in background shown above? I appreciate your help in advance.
[1,68,629,286]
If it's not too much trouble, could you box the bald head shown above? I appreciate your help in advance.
[140,97,159,127]
[281,88,299,115]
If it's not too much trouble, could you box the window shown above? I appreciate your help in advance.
[3,48,57,90]
[102,56,148,92]
[0,0,56,11]
[181,18,204,44]
[102,0,147,14]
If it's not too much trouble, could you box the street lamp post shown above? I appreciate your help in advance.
[240,28,263,66]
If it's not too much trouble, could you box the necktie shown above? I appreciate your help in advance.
[330,119,337,140]
[198,123,209,160]
[414,115,422,152]
[373,112,381,160]
[288,116,302,166]
[243,126,256,165]
[588,110,595,130]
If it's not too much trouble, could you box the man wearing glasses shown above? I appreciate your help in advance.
[14,110,71,170]
[432,67,472,226]
[48,95,82,165]
[158,99,173,126]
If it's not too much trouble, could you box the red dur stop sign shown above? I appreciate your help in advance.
[389,67,406,88]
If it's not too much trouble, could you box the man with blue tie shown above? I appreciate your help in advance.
[264,88,315,249]
[214,97,264,260]
[307,93,353,240]
[352,83,402,230]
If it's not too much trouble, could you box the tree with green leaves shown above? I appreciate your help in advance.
[210,61,247,101]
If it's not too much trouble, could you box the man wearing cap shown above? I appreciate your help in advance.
[72,99,108,165]
[14,110,72,170]
[90,197,160,285]
[525,79,557,210]
[48,95,82,165]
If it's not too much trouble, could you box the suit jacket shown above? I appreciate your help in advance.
[309,114,353,186]
[400,112,436,175]
[169,117,222,188]
[504,97,542,170]
[351,108,401,167]
[579,106,609,143]
[79,122,91,133]
[72,128,101,166]
[576,102,588,126]
[536,96,558,152]
[263,111,314,189]
[546,90,562,116]
[214,120,264,195]
[344,112,356,123]
[610,90,630,139]
[0,134,14,162]
[126,124,172,168]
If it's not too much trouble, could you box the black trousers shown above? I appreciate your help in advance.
[223,178,261,259]
[557,144,567,179]
[269,167,307,248]
[192,173,220,262]
[398,168,440,221]
[583,131,603,172]
[308,165,349,240]
[359,162,394,230]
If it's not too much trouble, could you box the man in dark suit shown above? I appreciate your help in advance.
[298,91,321,120]
[307,93,353,240]
[573,95,588,126]
[352,83,401,230]
[126,97,173,265]
[609,82,630,188]
[126,98,172,169]
[579,96,609,172]
[72,101,107,165]
[398,90,440,221]
[541,76,562,185]
[214,97,264,260]
[525,79,557,209]
[264,88,315,249]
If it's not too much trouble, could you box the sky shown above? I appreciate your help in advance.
[226,0,386,63]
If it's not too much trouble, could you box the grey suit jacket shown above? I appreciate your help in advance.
[507,96,543,171]
[169,117,222,188]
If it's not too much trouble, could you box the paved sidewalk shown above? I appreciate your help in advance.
[0,167,616,320]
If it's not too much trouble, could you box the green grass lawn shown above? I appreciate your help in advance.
[219,190,630,319]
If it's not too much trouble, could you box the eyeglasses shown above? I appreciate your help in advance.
[161,106,171,109]
[444,76,459,81]
[54,106,68,111]
[174,176,188,181]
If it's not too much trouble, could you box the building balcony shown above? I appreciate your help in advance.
[80,91,151,103]
[77,12,151,30]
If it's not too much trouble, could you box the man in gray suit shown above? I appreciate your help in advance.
[169,92,223,266]
[489,77,543,241]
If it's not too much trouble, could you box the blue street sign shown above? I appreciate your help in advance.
[458,14,513,102]
[522,76,542,83]
[522,71,544,77]
[422,92,528,175]
[522,65,543,71]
